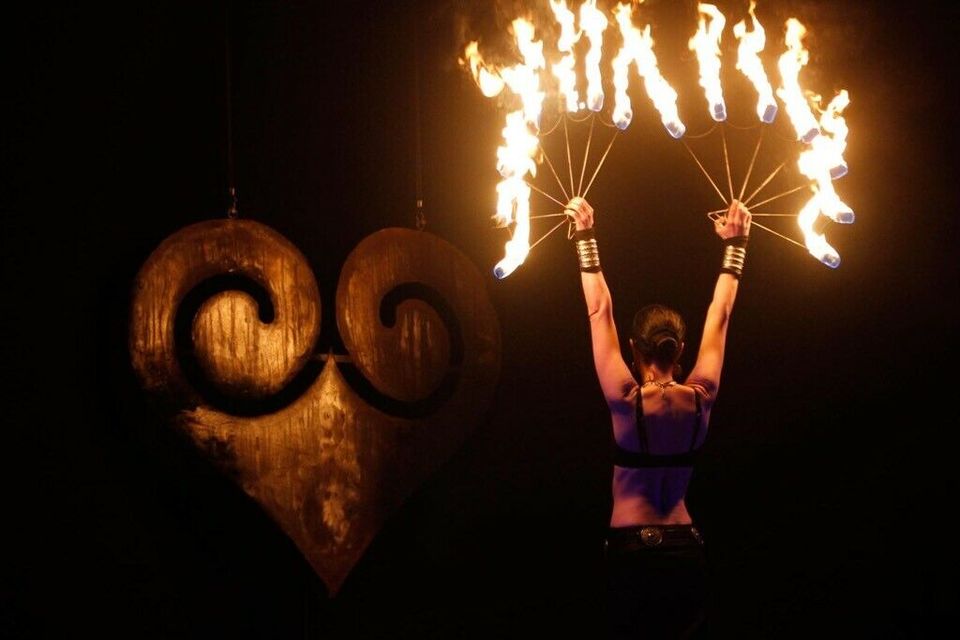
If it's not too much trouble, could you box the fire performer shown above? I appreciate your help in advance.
[568,195,751,638]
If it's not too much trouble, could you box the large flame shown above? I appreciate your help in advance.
[776,18,820,142]
[796,190,840,268]
[689,3,727,122]
[818,89,850,178]
[611,3,634,129]
[795,90,853,267]
[493,112,537,278]
[613,2,685,137]
[492,19,546,279]
[580,0,608,112]
[796,91,853,223]
[500,19,546,127]
[733,1,777,123]
[460,41,506,98]
[549,0,580,113]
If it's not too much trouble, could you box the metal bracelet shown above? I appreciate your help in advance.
[720,244,747,278]
[576,238,601,273]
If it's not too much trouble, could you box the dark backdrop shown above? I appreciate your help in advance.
[5,1,958,637]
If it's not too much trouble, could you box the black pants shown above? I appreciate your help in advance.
[605,525,708,639]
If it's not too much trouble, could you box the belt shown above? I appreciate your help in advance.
[605,524,704,551]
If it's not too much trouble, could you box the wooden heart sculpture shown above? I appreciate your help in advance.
[129,220,500,594]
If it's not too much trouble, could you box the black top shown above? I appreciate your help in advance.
[612,386,703,468]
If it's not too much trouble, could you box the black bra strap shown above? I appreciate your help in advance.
[613,385,702,469]
[635,388,649,454]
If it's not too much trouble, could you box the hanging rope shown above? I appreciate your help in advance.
[224,2,238,219]
[413,14,425,230]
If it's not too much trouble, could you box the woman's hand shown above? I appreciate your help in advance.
[715,199,751,240]
[566,197,594,231]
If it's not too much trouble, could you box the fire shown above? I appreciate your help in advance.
[796,93,853,224]
[733,1,777,123]
[460,41,505,98]
[776,18,820,142]
[491,19,546,280]
[493,113,537,278]
[689,3,727,122]
[796,191,841,268]
[500,19,546,127]
[580,0,608,111]
[610,3,634,130]
[795,89,853,267]
[613,3,685,137]
[818,89,850,178]
[462,4,852,275]
[549,0,580,113]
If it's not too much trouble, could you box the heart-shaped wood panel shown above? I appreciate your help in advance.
[130,220,500,594]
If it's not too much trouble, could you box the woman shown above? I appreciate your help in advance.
[567,195,751,638]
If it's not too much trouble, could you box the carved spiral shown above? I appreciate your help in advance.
[129,219,321,406]
[336,228,499,412]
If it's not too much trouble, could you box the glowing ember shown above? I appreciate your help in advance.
[733,1,777,123]
[689,3,727,122]
[613,2,685,137]
[777,18,820,143]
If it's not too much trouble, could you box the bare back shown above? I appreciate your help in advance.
[609,382,712,526]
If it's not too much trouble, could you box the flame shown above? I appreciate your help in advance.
[613,3,685,137]
[818,89,850,178]
[689,3,727,122]
[550,0,580,113]
[795,90,853,267]
[493,113,536,278]
[494,111,539,227]
[733,1,777,123]
[776,18,820,142]
[460,41,506,98]
[580,0,608,111]
[491,19,546,279]
[500,19,546,127]
[796,191,841,268]
[796,91,853,225]
[610,3,634,129]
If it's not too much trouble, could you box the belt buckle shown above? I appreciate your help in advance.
[691,526,703,544]
[639,526,663,547]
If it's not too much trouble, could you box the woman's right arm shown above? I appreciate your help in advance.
[686,200,752,402]
[569,197,635,409]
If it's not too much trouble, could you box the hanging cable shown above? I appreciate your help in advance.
[224,2,238,219]
[413,13,425,230]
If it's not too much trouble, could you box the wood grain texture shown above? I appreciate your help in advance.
[129,219,321,403]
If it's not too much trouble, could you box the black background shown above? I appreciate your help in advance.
[5,1,959,637]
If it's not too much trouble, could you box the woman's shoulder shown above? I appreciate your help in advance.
[681,377,717,405]
[608,379,640,414]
